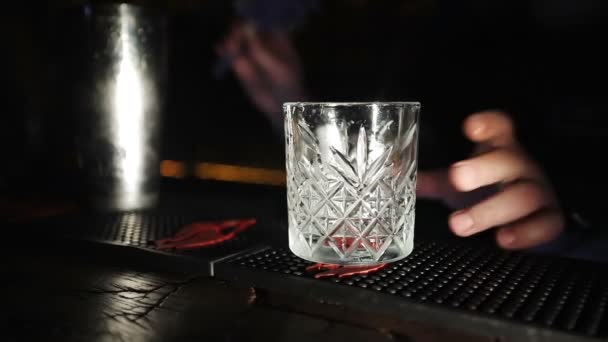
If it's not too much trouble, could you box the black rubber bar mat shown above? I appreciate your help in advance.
[214,240,608,342]
[30,211,269,276]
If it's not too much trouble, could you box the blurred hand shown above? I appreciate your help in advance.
[417,111,564,249]
[217,22,306,120]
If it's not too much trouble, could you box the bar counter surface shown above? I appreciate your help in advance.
[2,180,606,342]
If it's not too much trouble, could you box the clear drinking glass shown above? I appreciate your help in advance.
[284,102,420,265]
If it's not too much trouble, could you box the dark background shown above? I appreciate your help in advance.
[1,0,607,224]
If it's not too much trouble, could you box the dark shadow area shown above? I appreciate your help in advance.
[1,0,607,258]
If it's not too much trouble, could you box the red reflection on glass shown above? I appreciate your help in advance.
[305,263,341,272]
[155,219,256,250]
[306,263,387,279]
[325,237,383,250]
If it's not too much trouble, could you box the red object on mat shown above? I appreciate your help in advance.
[155,218,256,251]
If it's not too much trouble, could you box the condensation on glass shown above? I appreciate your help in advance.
[284,102,420,265]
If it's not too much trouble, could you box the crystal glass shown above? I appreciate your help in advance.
[284,102,420,265]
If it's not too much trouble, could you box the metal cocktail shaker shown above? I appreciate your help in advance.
[69,2,167,211]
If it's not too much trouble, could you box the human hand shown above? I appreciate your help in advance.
[417,111,565,249]
[217,22,306,119]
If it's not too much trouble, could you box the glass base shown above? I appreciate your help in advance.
[289,234,414,266]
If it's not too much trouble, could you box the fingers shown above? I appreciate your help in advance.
[232,55,281,114]
[219,23,298,77]
[449,147,543,192]
[444,110,563,250]
[232,53,258,83]
[463,111,516,148]
[449,180,556,237]
[266,30,299,61]
[451,111,544,193]
[416,169,452,199]
[495,209,565,249]
[232,55,268,96]
[226,26,283,112]
[418,169,501,210]
[219,23,247,57]
[244,29,280,70]
[219,24,301,94]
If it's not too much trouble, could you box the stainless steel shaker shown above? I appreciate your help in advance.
[70,2,167,211]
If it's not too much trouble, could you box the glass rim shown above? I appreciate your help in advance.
[283,101,420,107]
